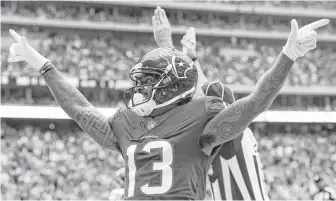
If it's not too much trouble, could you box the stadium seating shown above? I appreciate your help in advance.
[1,2,335,32]
[2,29,336,86]
[208,0,336,10]
[1,122,124,200]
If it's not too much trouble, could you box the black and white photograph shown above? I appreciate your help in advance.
[1,0,336,200]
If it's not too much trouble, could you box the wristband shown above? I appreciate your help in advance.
[39,61,55,75]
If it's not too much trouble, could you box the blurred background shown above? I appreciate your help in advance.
[1,0,336,200]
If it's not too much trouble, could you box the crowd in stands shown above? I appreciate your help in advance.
[1,1,335,33]
[2,2,336,87]
[2,122,335,200]
[1,122,124,200]
[2,28,336,87]
[211,0,336,10]
[254,123,336,199]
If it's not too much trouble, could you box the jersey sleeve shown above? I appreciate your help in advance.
[107,109,123,152]
[199,97,226,156]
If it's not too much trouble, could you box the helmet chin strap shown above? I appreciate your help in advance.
[131,86,195,116]
[155,87,195,109]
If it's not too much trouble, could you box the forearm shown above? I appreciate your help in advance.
[42,67,92,119]
[250,53,293,111]
[42,64,116,149]
[202,53,293,153]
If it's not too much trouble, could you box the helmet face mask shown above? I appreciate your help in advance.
[124,48,198,116]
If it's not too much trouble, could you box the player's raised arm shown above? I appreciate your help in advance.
[201,19,329,155]
[7,29,118,151]
[181,27,208,98]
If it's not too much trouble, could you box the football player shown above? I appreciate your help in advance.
[8,5,328,199]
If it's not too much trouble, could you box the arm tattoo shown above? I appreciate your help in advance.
[202,53,293,151]
[43,68,117,150]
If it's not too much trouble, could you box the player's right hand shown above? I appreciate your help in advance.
[8,29,49,69]
[152,6,174,48]
[282,19,329,61]
[181,27,197,59]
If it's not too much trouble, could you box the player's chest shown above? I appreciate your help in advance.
[119,110,200,140]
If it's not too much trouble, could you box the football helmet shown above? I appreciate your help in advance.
[124,48,198,116]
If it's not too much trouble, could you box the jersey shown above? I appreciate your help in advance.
[209,128,269,200]
[109,97,225,200]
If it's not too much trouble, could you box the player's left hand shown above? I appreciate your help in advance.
[181,27,197,59]
[8,29,49,69]
[152,6,174,48]
[282,19,329,61]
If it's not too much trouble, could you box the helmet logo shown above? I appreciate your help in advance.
[171,56,193,79]
[147,120,156,130]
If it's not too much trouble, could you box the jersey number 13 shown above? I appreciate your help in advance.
[126,140,173,198]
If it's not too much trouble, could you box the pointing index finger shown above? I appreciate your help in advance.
[9,29,21,42]
[306,19,330,30]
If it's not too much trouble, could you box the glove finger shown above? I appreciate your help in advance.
[8,55,23,63]
[8,44,23,62]
[305,43,317,51]
[289,19,299,41]
[181,39,188,48]
[21,36,29,48]
[9,43,20,56]
[182,35,187,41]
[182,39,193,49]
[297,31,317,43]
[300,39,317,47]
[158,7,164,22]
[181,40,192,54]
[299,38,317,46]
[154,7,162,24]
[298,38,316,47]
[161,9,170,25]
[152,16,158,30]
[299,19,330,35]
[9,29,21,43]
[159,8,168,25]
[186,27,196,42]
[182,43,187,54]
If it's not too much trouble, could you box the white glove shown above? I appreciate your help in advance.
[282,19,329,61]
[8,29,49,69]
[181,27,197,59]
[152,6,173,48]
